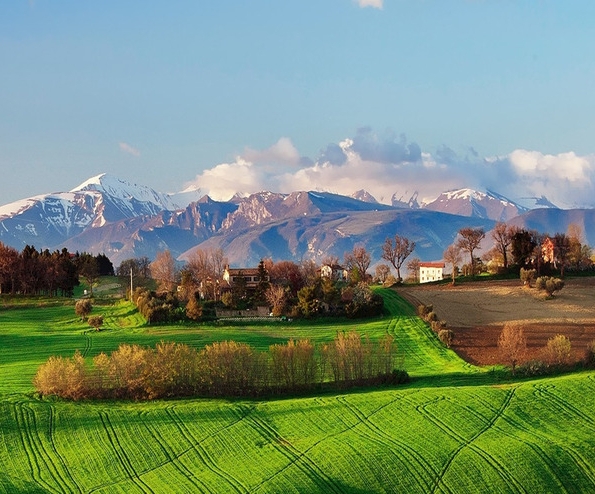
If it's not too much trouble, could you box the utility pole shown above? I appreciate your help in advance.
[130,267,133,301]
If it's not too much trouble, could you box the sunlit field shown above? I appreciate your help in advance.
[1,289,594,493]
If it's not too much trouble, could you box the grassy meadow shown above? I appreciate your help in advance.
[1,288,595,492]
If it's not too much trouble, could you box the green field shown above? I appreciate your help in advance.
[1,289,594,493]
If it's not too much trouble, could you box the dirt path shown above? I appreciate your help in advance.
[398,278,595,365]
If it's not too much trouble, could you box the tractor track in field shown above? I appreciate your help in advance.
[46,405,83,493]
[335,395,437,493]
[13,402,75,493]
[81,330,92,358]
[138,410,212,493]
[164,406,248,493]
[533,383,595,431]
[423,389,527,494]
[98,411,154,494]
[472,394,576,492]
[243,407,344,494]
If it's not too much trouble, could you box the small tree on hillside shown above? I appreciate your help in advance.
[75,299,93,321]
[498,324,526,375]
[88,315,104,332]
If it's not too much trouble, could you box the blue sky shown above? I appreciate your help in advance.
[2,1,595,207]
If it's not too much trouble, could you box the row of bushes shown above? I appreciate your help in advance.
[417,304,454,348]
[34,331,409,400]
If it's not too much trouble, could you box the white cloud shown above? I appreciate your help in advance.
[502,149,595,207]
[180,131,595,209]
[183,158,268,201]
[356,0,383,9]
[119,142,141,157]
[243,137,301,167]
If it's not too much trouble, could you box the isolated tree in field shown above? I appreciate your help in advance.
[545,334,571,366]
[75,299,92,321]
[381,235,415,282]
[374,264,391,284]
[88,315,104,331]
[491,222,517,270]
[456,227,485,276]
[344,246,371,281]
[150,250,177,293]
[498,324,526,375]
[406,257,421,283]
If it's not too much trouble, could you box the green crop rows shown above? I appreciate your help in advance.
[1,289,594,492]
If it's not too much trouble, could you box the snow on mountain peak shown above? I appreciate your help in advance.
[72,173,179,210]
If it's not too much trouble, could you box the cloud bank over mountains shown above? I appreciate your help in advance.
[182,128,595,209]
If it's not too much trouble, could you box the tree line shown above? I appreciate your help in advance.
[0,243,113,296]
[442,223,593,282]
[34,331,408,400]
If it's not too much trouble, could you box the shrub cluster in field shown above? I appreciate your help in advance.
[34,331,408,400]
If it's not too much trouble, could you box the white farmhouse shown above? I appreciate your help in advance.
[419,262,445,283]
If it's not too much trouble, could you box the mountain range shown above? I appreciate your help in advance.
[0,173,592,267]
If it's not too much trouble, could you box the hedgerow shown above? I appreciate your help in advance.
[34,331,408,400]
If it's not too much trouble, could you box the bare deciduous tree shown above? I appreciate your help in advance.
[381,235,416,282]
[443,244,462,285]
[150,250,177,293]
[406,257,421,283]
[456,227,485,276]
[265,284,288,316]
[491,222,517,270]
[344,246,371,281]
[374,264,391,284]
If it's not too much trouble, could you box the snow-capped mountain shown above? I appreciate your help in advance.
[0,173,590,266]
[0,174,180,250]
[421,188,527,222]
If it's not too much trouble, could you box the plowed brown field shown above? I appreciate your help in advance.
[398,277,595,366]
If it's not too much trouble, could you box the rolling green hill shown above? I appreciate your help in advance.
[1,289,594,493]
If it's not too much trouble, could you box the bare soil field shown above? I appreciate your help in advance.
[398,277,595,366]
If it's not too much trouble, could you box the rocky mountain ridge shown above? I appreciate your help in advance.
[0,173,586,267]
